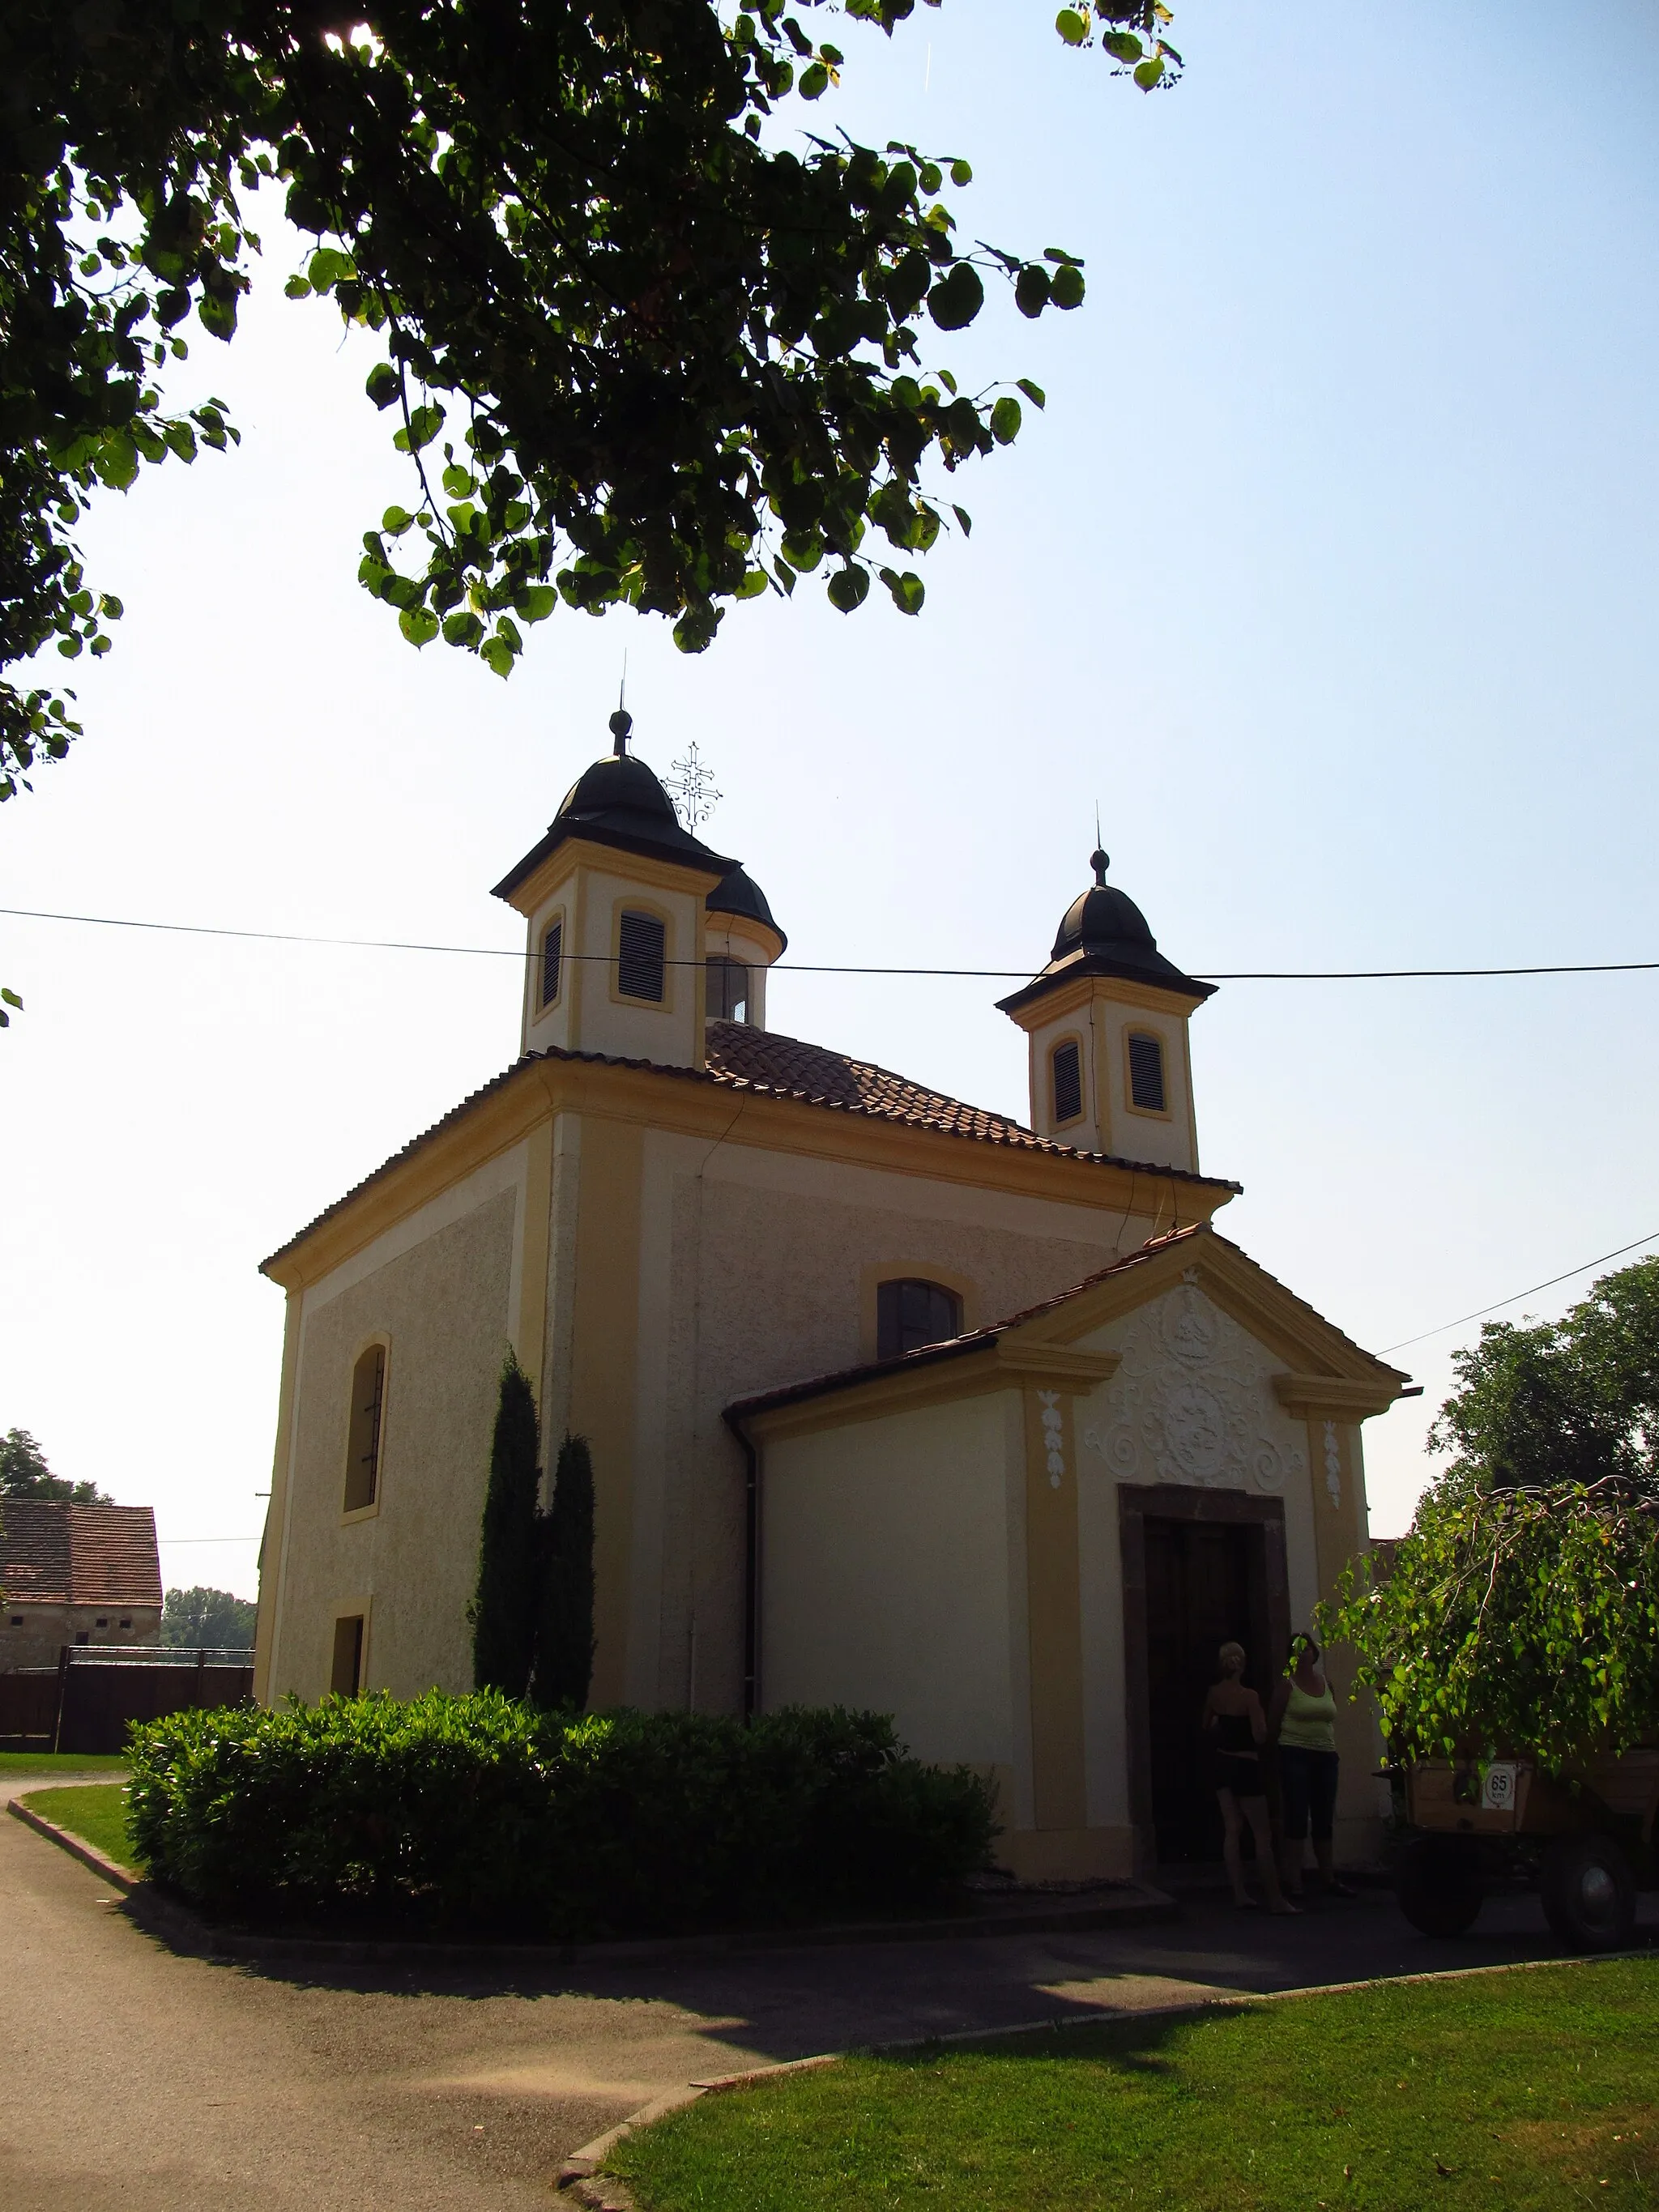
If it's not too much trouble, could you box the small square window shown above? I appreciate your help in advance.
[95,1617,108,1628]
[8,1616,22,1629]
[118,1617,132,1629]
[75,1631,90,1646]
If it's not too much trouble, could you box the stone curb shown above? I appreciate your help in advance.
[7,1796,139,1891]
[553,1946,1658,2197]
[7,1796,1175,1971]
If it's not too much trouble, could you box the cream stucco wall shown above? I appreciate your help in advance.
[261,1166,521,1702]
[627,1127,1163,1716]
[759,1392,1018,1767]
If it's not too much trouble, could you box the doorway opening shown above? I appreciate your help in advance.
[1120,1486,1290,1870]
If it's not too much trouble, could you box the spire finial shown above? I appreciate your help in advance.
[608,653,631,754]
[1090,845,1109,886]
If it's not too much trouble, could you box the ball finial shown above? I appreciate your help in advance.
[608,707,633,756]
[1090,846,1109,885]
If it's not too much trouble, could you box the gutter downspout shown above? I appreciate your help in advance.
[723,1407,759,1720]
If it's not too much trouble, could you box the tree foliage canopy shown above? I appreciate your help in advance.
[1,0,1179,800]
[162,1583,258,1647]
[1320,1257,1659,1770]
[0,1424,113,1502]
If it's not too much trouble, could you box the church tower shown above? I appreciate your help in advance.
[997,849,1215,1172]
[492,712,785,1068]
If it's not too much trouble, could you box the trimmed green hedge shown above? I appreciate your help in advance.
[125,1694,995,1937]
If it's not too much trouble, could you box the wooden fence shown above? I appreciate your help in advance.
[0,1647,254,1755]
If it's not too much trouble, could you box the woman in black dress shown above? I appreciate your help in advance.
[1202,1641,1297,1913]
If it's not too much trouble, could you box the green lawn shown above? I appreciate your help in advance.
[610,1958,1659,2212]
[0,1751,128,1775]
[15,1783,139,1873]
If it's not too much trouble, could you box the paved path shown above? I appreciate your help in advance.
[3,1778,1654,2210]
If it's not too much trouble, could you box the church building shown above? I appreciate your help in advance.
[252,715,1409,1875]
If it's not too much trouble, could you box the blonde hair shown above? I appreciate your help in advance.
[1218,1640,1247,1672]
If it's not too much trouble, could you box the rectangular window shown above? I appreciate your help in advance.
[1128,1030,1167,1112]
[1051,1039,1083,1125]
[540,919,563,1008]
[617,910,667,1002]
[706,956,750,1024]
[876,1278,963,1360]
[331,1614,365,1696]
[343,1344,386,1513]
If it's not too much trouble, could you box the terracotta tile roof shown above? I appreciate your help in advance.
[262,1027,1239,1272]
[0,1502,162,1610]
[726,1223,1410,1421]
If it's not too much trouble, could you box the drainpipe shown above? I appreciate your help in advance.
[723,1407,759,1720]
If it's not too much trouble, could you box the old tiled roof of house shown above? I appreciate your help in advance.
[0,1502,162,1609]
[263,1024,1239,1272]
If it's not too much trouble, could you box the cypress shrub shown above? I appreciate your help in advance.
[124,1695,996,1937]
[470,1350,541,1696]
[531,1432,595,1711]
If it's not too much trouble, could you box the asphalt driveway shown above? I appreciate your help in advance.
[3,1778,1654,2210]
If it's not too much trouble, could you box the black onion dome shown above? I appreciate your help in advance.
[492,716,735,902]
[706,864,787,953]
[996,846,1214,1016]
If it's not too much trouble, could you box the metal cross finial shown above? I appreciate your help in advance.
[667,740,723,832]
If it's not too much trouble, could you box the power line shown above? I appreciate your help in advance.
[1381,1232,1659,1356]
[5,905,1659,984]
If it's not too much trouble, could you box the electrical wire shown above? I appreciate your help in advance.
[1381,1232,1659,1355]
[4,905,1658,984]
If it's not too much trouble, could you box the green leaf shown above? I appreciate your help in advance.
[1102,30,1144,62]
[407,403,445,451]
[1134,54,1166,89]
[365,363,400,411]
[949,158,973,186]
[879,568,926,616]
[780,527,825,572]
[514,585,558,623]
[1055,10,1089,45]
[1015,378,1047,410]
[441,464,474,498]
[382,505,416,535]
[398,607,439,646]
[480,634,517,677]
[990,395,1021,445]
[799,62,830,97]
[951,504,972,537]
[919,162,942,195]
[1014,265,1051,319]
[284,275,313,300]
[825,565,870,612]
[0,987,20,1010]
[1051,263,1086,309]
[927,261,984,332]
[735,568,770,599]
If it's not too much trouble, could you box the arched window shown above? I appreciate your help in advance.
[876,1278,964,1361]
[343,1343,386,1514]
[539,918,563,1008]
[1127,1030,1167,1112]
[706,956,750,1024]
[1051,1038,1083,1125]
[617,909,667,1002]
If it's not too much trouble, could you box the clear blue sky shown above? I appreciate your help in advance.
[5,2,1657,1599]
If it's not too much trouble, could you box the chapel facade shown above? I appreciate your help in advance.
[252,716,1408,1874]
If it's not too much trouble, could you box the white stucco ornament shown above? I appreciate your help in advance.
[1038,1389,1065,1488]
[1323,1419,1343,1509]
[1082,1285,1306,1498]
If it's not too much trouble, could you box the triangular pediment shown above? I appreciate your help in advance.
[1004,1225,1407,1408]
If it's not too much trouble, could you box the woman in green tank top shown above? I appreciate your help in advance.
[1268,1634,1355,1899]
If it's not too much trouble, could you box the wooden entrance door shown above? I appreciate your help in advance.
[1143,1516,1271,1863]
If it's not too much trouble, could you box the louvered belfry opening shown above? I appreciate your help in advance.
[617,910,667,1001]
[540,919,562,1007]
[1051,1038,1083,1125]
[1128,1030,1166,1112]
[706,956,750,1024]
